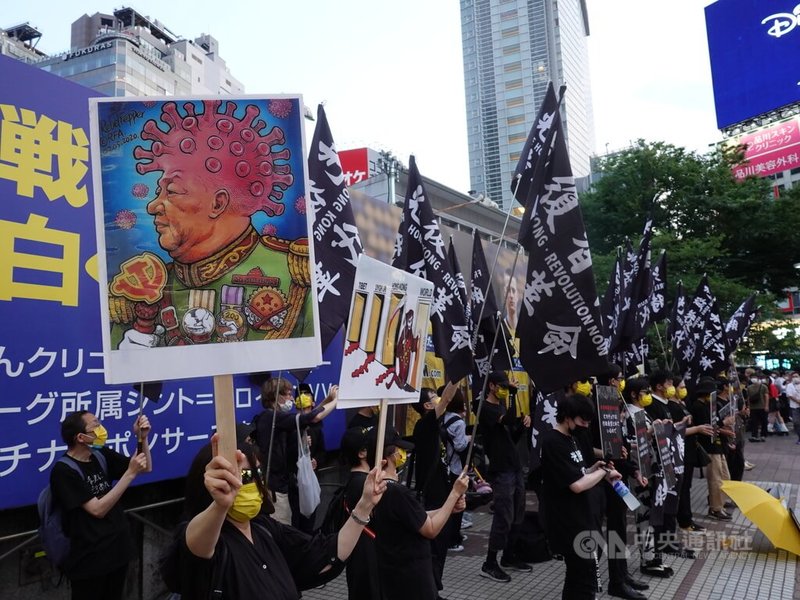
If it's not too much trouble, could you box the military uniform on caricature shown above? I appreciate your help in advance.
[109,228,313,347]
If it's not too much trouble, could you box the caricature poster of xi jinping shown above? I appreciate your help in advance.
[337,255,433,408]
[89,97,321,384]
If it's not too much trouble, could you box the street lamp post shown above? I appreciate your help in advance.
[377,151,402,204]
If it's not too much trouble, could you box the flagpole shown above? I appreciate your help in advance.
[264,370,283,500]
[653,322,669,370]
[464,245,523,470]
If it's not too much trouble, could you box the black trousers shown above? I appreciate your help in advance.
[562,549,598,600]
[750,408,768,438]
[604,484,629,587]
[70,563,128,600]
[726,444,745,482]
[677,463,694,528]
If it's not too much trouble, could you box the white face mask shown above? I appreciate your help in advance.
[793,378,800,384]
[278,400,293,413]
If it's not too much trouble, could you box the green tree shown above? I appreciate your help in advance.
[583,140,800,310]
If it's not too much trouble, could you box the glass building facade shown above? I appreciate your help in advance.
[461,0,594,210]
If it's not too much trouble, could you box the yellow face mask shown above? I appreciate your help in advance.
[495,386,510,401]
[665,385,676,399]
[575,382,592,396]
[394,447,408,471]
[295,392,313,410]
[619,379,626,393]
[227,482,263,523]
[640,393,653,407]
[87,424,108,449]
[677,387,688,400]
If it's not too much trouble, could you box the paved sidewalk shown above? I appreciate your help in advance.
[305,433,800,600]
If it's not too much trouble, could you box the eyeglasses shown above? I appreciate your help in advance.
[241,467,265,484]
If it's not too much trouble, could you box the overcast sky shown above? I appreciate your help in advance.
[3,0,721,192]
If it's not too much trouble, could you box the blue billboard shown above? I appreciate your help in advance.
[0,55,346,510]
[705,0,800,129]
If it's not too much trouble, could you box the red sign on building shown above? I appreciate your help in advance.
[730,117,800,180]
[339,147,381,186]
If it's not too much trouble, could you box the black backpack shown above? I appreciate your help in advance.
[37,450,107,568]
[320,484,348,536]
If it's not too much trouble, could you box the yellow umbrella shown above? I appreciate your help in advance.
[721,480,800,556]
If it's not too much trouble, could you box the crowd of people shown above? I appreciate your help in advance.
[48,366,799,600]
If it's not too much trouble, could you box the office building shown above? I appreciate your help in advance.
[460,0,594,210]
[33,6,243,97]
[0,22,47,63]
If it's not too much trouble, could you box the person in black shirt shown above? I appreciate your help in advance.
[666,377,711,533]
[340,426,382,600]
[412,382,460,596]
[478,371,532,583]
[646,370,674,422]
[51,411,152,600]
[368,427,468,600]
[691,377,732,520]
[252,377,337,525]
[348,406,379,429]
[540,393,622,600]
[177,425,385,600]
[289,383,327,533]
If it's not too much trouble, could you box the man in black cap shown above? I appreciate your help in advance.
[368,427,468,600]
[690,376,732,520]
[477,371,532,583]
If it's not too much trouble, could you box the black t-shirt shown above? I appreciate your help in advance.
[478,401,520,474]
[371,480,436,600]
[691,399,724,455]
[178,515,342,600]
[347,412,377,429]
[49,448,133,578]
[539,429,594,554]
[645,397,672,422]
[344,471,382,600]
[667,400,697,465]
[412,411,449,506]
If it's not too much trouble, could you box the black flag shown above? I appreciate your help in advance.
[725,293,758,353]
[448,238,471,327]
[648,250,668,324]
[529,389,563,471]
[393,156,472,383]
[470,232,513,378]
[613,219,653,352]
[510,82,563,203]
[515,91,608,393]
[600,249,624,348]
[308,104,363,353]
[691,279,729,378]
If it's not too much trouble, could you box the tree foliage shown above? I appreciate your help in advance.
[582,140,800,315]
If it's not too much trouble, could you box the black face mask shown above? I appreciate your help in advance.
[570,424,589,435]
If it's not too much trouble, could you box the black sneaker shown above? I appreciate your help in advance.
[500,557,532,572]
[640,560,673,578]
[708,510,732,521]
[679,522,706,533]
[480,562,511,582]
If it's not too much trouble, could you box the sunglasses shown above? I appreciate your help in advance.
[241,467,265,484]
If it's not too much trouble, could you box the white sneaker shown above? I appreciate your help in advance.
[449,543,465,552]
[744,461,755,470]
[461,519,473,530]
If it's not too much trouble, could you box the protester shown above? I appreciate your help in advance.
[348,405,379,429]
[175,426,385,599]
[368,427,469,600]
[691,376,732,521]
[51,411,152,600]
[622,377,674,578]
[252,377,337,525]
[439,386,471,552]
[540,393,622,600]
[594,365,650,600]
[339,426,383,600]
[665,378,709,533]
[477,371,533,583]
[412,381,460,595]
[289,383,327,533]
[646,370,674,422]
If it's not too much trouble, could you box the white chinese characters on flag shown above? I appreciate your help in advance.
[338,254,433,408]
